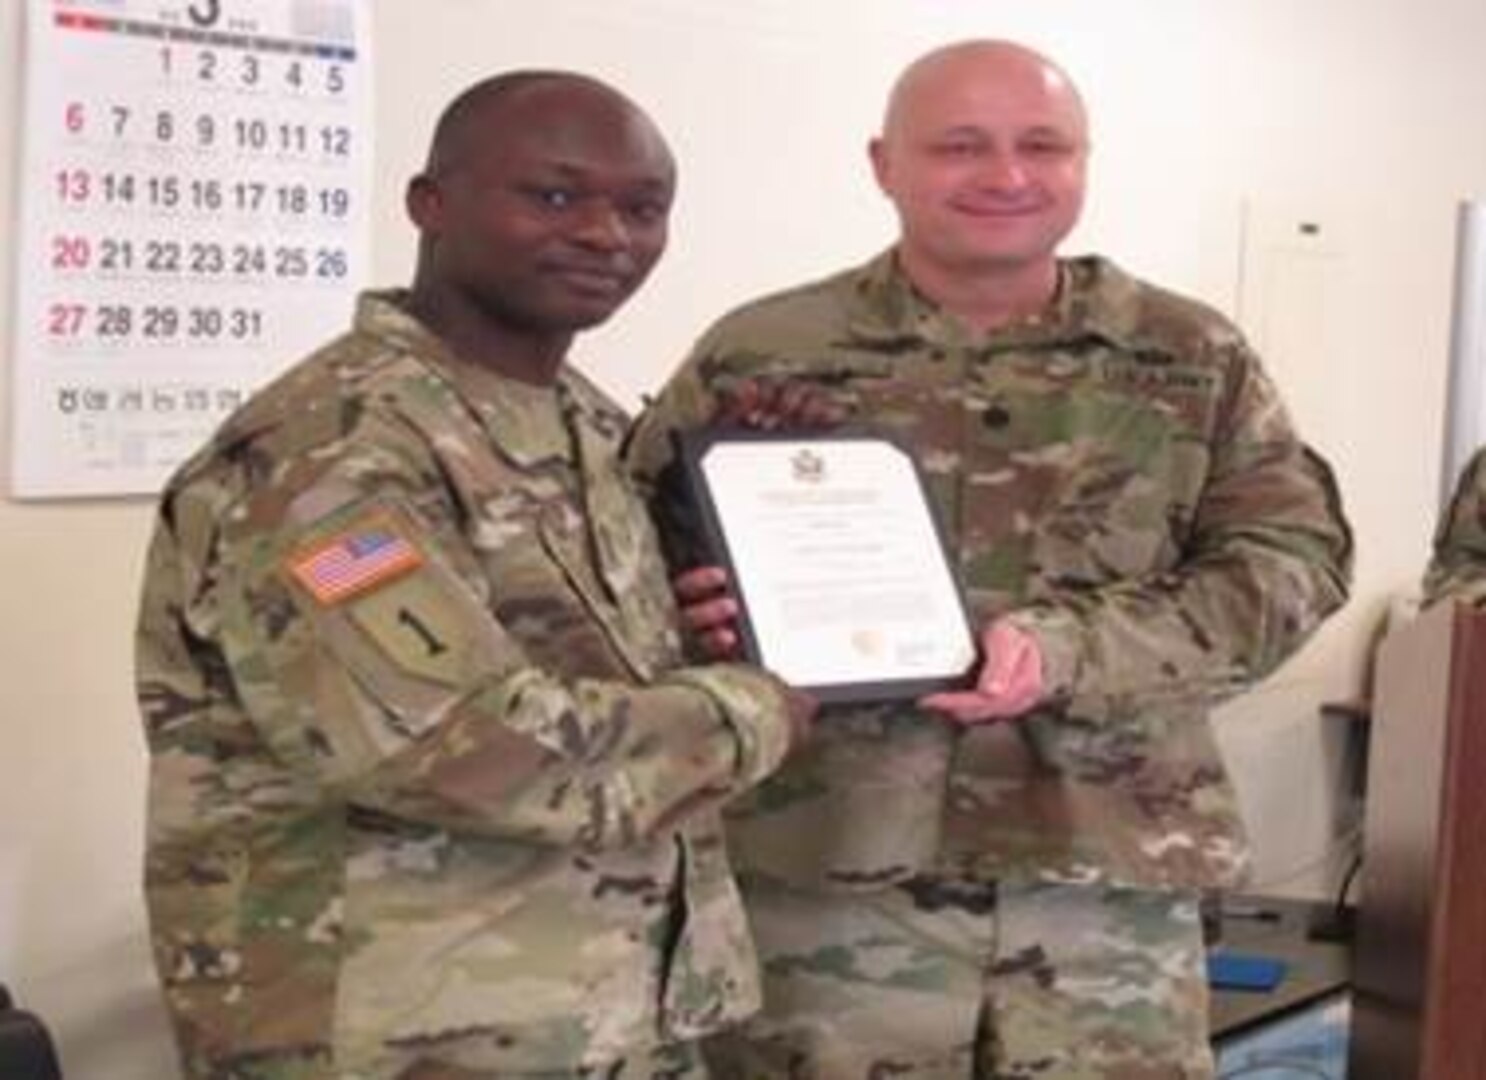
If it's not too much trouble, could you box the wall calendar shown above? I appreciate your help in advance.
[10,0,372,498]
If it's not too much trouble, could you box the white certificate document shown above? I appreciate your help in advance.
[686,433,976,701]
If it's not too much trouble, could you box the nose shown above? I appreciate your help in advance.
[973,150,1030,190]
[570,200,629,253]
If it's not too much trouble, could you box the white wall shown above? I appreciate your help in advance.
[3,1,1484,1076]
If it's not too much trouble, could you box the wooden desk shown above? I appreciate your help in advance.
[1349,601,1486,1080]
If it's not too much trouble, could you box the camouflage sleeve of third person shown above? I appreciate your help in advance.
[1423,446,1486,607]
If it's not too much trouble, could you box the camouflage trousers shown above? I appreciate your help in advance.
[200,1039,706,1079]
[703,877,1215,1080]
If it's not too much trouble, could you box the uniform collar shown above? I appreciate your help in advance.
[850,248,1145,351]
[355,289,607,467]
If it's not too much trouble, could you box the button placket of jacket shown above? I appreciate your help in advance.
[551,383,656,681]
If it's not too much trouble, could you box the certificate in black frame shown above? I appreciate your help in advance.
[679,428,977,703]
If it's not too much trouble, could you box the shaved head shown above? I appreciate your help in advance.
[880,40,1087,152]
[869,39,1091,323]
[424,71,673,180]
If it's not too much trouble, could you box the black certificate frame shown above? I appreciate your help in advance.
[680,428,977,703]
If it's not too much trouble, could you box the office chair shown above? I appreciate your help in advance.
[0,983,62,1080]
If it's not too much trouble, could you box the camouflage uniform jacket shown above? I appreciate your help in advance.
[136,292,795,1076]
[1424,445,1486,606]
[628,252,1351,894]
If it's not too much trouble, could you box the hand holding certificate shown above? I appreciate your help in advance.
[682,431,977,702]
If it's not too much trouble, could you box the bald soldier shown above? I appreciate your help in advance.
[629,41,1352,1078]
[135,72,812,1079]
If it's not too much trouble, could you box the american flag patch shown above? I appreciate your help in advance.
[286,519,424,605]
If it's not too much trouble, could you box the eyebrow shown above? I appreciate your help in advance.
[530,159,675,189]
[925,123,1082,145]
[930,125,989,140]
[1019,124,1081,141]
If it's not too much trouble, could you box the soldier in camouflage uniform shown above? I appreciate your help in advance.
[135,73,810,1080]
[627,41,1352,1078]
[1424,446,1486,605]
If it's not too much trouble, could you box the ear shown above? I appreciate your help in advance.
[405,174,445,233]
[867,136,893,196]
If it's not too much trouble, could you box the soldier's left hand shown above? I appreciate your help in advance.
[673,565,743,659]
[919,619,1045,723]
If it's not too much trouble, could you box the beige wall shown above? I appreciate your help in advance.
[3,1,1484,1075]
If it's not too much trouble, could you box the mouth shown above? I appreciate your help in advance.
[545,263,634,297]
[949,199,1048,220]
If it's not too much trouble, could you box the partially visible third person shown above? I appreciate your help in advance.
[135,71,811,1080]
[1424,445,1486,606]
[630,40,1352,1079]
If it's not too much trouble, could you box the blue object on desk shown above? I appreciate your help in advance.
[1208,951,1289,992]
